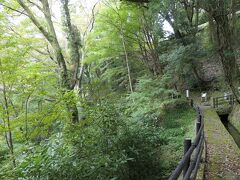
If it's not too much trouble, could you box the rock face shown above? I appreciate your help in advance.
[196,55,240,83]
[197,56,223,82]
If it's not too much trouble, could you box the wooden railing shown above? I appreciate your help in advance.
[213,94,235,108]
[169,102,205,180]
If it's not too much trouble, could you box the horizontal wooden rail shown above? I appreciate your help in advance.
[213,94,235,108]
[169,101,205,180]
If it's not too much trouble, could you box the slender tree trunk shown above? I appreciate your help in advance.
[25,94,32,141]
[0,58,16,167]
[208,13,218,48]
[121,29,133,93]
[17,0,80,122]
[141,11,163,75]
[2,81,15,167]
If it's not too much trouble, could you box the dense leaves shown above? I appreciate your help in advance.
[2,0,234,179]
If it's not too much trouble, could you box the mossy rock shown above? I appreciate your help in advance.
[229,104,240,133]
[215,105,232,115]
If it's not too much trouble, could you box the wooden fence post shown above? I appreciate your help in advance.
[197,112,201,123]
[190,99,193,107]
[183,138,191,178]
[231,95,234,106]
[196,122,201,135]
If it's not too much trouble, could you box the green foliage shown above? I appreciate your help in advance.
[124,76,196,178]
[85,2,147,94]
[0,12,72,179]
[159,107,195,178]
[160,43,207,89]
[127,76,185,123]
[0,1,200,179]
[0,91,195,179]
[12,101,164,179]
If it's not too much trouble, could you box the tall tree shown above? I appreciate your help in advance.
[201,0,240,102]
[86,2,144,94]
[16,0,83,122]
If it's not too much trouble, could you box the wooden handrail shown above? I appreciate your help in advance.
[213,94,235,108]
[169,101,205,180]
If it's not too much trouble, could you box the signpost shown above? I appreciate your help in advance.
[186,90,189,99]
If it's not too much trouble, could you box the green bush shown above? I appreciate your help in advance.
[13,101,165,179]
[7,77,195,180]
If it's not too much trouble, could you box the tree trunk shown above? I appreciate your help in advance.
[61,0,82,89]
[3,84,16,167]
[121,28,134,93]
[213,0,240,103]
[0,57,16,167]
[140,10,163,76]
[17,0,80,122]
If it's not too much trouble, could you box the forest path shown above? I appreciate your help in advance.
[202,107,240,180]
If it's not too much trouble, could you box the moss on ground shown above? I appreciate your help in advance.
[229,104,240,133]
[204,108,240,179]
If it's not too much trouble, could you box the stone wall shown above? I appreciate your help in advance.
[229,104,240,133]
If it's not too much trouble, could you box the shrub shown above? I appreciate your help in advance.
[14,101,165,179]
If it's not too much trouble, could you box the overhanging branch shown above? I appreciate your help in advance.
[0,2,28,16]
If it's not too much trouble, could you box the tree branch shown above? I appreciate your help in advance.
[17,0,52,42]
[0,2,28,16]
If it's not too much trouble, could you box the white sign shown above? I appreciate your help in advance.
[224,92,229,100]
[201,93,207,102]
[186,90,189,98]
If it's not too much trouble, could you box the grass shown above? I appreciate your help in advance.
[159,106,196,179]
